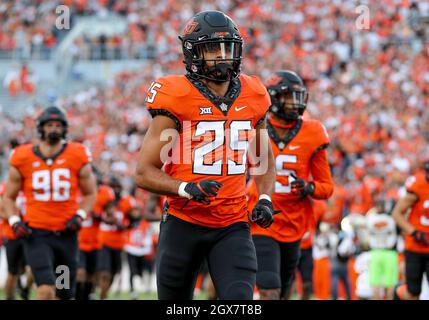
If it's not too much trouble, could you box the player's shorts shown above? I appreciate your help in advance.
[297,247,314,284]
[97,245,122,275]
[23,228,78,300]
[253,235,301,293]
[5,238,26,276]
[127,253,154,277]
[156,214,257,300]
[78,249,100,275]
[404,250,429,296]
[369,249,398,288]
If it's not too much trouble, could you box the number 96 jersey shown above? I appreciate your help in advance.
[9,142,92,231]
[145,74,270,228]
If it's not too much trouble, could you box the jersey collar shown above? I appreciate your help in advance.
[32,143,68,166]
[186,74,241,116]
[267,118,302,151]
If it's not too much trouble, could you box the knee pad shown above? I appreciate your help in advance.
[256,271,281,290]
[222,280,254,300]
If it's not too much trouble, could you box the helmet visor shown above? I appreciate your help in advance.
[195,40,241,61]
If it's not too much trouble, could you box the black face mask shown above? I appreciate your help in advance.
[46,132,62,145]
[205,62,234,82]
[114,191,121,201]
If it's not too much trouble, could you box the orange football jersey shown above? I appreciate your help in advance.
[251,118,334,242]
[145,74,270,228]
[98,195,137,250]
[124,220,154,257]
[79,185,115,252]
[403,170,429,253]
[9,143,92,231]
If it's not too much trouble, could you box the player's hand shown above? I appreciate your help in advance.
[180,180,223,205]
[290,173,314,197]
[9,216,32,238]
[65,209,87,231]
[251,198,280,229]
[412,230,429,245]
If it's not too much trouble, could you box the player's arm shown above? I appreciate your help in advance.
[392,192,418,235]
[134,116,222,203]
[3,166,31,237]
[252,120,276,197]
[65,163,97,231]
[134,115,182,196]
[250,120,278,228]
[309,147,334,199]
[78,163,97,214]
[3,166,21,219]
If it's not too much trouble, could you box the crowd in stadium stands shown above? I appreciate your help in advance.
[0,0,429,299]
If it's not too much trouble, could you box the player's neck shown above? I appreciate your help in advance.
[38,141,64,158]
[269,115,297,137]
[202,79,230,98]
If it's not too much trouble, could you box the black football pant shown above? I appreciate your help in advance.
[253,235,301,297]
[156,214,257,300]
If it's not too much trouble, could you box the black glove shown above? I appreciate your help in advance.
[412,230,429,245]
[12,221,32,238]
[251,199,280,229]
[65,214,84,231]
[183,180,223,205]
[290,173,315,197]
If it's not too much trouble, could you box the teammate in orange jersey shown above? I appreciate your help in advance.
[76,169,115,300]
[135,10,277,300]
[97,176,141,299]
[0,181,33,300]
[124,209,156,299]
[2,106,97,300]
[392,157,429,300]
[251,70,334,300]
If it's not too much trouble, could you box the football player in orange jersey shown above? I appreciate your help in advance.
[76,168,115,300]
[2,106,97,300]
[135,10,277,300]
[250,71,334,300]
[0,180,33,300]
[392,157,429,300]
[97,176,141,299]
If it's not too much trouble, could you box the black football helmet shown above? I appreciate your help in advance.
[36,106,68,141]
[178,10,243,83]
[266,71,308,122]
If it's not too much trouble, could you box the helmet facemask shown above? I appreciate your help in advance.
[188,38,242,83]
[269,85,308,122]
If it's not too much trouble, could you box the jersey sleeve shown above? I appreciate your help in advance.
[405,174,421,197]
[241,74,271,127]
[144,76,191,131]
[312,121,330,154]
[76,143,92,169]
[8,146,26,173]
[310,147,334,200]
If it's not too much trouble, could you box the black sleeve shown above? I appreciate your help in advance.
[148,109,181,131]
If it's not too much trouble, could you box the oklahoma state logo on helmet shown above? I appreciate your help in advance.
[183,20,199,36]
[265,74,282,87]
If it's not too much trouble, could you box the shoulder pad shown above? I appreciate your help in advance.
[155,75,192,97]
[240,74,267,96]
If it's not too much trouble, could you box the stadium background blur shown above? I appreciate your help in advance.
[0,0,429,299]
